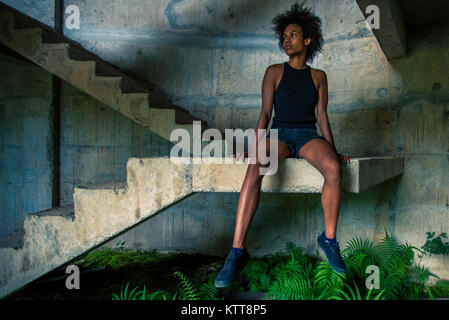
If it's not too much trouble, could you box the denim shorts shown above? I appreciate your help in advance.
[266,127,327,158]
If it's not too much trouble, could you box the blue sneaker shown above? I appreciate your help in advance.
[317,232,346,274]
[214,248,250,288]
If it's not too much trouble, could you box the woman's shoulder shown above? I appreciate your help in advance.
[265,63,284,78]
[266,63,284,71]
[310,67,327,79]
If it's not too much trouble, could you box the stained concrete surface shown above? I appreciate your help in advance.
[0,0,448,285]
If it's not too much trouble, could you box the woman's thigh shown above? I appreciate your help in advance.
[297,138,340,177]
[251,136,291,165]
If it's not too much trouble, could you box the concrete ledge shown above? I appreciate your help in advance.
[190,156,403,193]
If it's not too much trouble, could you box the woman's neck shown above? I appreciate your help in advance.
[288,55,307,69]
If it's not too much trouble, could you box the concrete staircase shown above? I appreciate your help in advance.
[0,1,227,156]
[0,156,403,298]
[0,2,405,299]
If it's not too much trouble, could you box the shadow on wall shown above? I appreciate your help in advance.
[63,1,340,102]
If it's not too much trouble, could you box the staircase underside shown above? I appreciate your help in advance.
[0,1,224,156]
[0,156,403,298]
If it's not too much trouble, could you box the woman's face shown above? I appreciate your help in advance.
[282,24,310,56]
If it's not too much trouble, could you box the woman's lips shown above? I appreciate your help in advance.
[285,45,291,50]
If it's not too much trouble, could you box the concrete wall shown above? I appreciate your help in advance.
[59,82,172,206]
[0,53,54,238]
[0,0,448,276]
[1,0,55,28]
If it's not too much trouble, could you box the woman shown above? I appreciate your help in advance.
[215,2,351,288]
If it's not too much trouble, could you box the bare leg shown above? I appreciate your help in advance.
[232,163,265,249]
[232,138,290,249]
[298,138,342,239]
[320,167,341,239]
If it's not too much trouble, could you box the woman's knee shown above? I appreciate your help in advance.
[322,159,341,181]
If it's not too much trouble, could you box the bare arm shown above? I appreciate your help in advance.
[257,65,276,137]
[252,65,277,155]
[237,65,276,159]
[316,71,350,164]
[316,71,338,154]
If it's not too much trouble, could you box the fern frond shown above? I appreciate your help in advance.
[342,237,376,259]
[313,261,345,295]
[407,263,439,284]
[267,260,314,300]
[375,233,401,266]
[173,271,200,300]
[380,272,402,300]
[198,280,219,300]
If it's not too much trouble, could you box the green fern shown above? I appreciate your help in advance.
[242,259,270,292]
[197,273,221,300]
[341,237,376,279]
[330,281,384,300]
[112,282,166,300]
[267,257,327,300]
[422,232,449,255]
[343,231,439,299]
[407,264,439,284]
[313,261,345,296]
[173,271,200,300]
[112,282,141,300]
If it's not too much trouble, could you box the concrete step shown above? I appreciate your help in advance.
[0,205,78,298]
[75,180,128,191]
[0,0,210,145]
[29,205,75,219]
[0,231,25,250]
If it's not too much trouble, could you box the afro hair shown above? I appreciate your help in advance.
[272,2,324,63]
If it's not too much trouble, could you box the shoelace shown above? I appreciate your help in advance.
[325,240,342,253]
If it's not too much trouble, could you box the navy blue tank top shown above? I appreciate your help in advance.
[271,62,318,129]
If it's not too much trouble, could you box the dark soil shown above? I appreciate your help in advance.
[5,253,226,300]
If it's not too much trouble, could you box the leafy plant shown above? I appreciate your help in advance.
[261,242,344,300]
[242,259,270,292]
[108,232,442,301]
[330,281,384,300]
[112,282,166,300]
[421,232,449,256]
[173,271,221,300]
[313,261,345,297]
[174,271,200,300]
[341,229,438,300]
[197,273,221,300]
[428,280,449,298]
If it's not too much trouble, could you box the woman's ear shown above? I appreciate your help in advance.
[304,37,311,46]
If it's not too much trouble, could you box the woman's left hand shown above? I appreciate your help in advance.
[337,153,351,165]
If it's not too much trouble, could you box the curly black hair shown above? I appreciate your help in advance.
[272,2,324,63]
